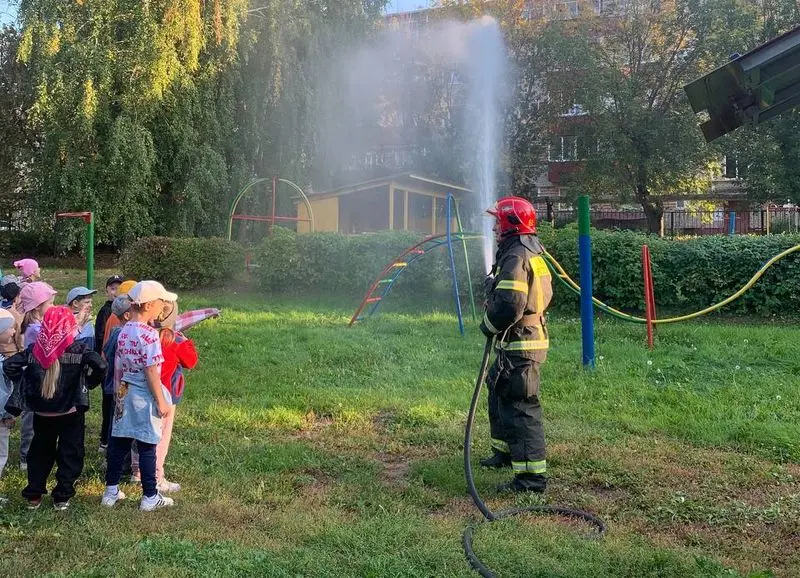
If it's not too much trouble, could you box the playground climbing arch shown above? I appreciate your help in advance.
[227,177,315,241]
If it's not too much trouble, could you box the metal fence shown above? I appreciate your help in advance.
[547,208,800,237]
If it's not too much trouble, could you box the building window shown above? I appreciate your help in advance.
[522,0,544,19]
[548,135,579,162]
[723,155,746,179]
[595,0,619,13]
[560,0,579,18]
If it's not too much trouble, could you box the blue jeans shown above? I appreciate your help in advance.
[106,437,157,498]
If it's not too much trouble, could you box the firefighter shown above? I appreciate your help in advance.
[479,196,552,493]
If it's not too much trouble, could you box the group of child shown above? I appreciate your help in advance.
[0,259,219,511]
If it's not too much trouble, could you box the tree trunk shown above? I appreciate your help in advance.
[636,184,663,236]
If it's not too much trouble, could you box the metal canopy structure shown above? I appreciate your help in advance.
[685,25,800,142]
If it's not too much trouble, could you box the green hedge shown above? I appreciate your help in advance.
[0,230,55,257]
[539,224,800,315]
[254,227,485,299]
[119,236,245,290]
[256,225,800,317]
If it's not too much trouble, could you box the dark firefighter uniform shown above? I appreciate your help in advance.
[479,233,552,492]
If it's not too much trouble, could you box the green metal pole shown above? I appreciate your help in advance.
[454,201,477,322]
[86,214,95,289]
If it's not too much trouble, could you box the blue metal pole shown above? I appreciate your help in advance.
[728,211,736,236]
[578,196,595,369]
[446,194,465,335]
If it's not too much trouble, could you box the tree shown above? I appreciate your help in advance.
[532,0,754,234]
[17,0,247,248]
[0,25,33,229]
[719,0,800,204]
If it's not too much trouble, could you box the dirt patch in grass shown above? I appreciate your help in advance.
[372,410,396,433]
[374,451,411,488]
[293,466,337,493]
[429,496,476,520]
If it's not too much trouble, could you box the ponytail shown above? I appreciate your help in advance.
[22,310,37,333]
[41,358,61,400]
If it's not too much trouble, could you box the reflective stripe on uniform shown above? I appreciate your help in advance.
[530,256,550,278]
[530,256,549,314]
[482,312,500,334]
[496,279,528,293]
[499,339,549,351]
[491,438,510,453]
[512,460,547,474]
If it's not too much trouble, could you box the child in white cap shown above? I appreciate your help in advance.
[102,281,177,511]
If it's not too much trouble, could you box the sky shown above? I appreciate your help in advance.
[385,0,431,13]
[0,1,16,25]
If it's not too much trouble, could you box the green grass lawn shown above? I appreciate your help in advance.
[1,267,799,577]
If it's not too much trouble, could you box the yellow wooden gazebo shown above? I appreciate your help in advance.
[297,174,473,234]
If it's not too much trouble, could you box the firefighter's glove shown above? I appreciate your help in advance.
[483,274,495,302]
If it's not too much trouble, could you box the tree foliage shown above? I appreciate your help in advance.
[525,0,763,233]
[14,0,382,250]
[16,0,249,248]
[719,0,800,204]
[5,0,800,248]
[0,25,33,227]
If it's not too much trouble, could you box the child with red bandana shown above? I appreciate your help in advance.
[2,306,107,510]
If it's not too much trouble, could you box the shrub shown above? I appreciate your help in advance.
[1,230,54,257]
[253,228,483,299]
[542,227,800,316]
[119,236,244,290]
[255,225,800,318]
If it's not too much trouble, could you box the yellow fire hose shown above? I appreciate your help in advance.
[542,244,800,324]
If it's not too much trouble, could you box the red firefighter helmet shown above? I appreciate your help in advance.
[486,196,537,236]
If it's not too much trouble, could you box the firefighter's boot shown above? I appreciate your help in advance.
[496,473,546,493]
[479,451,512,469]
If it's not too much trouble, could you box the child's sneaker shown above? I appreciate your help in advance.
[19,461,27,472]
[98,443,107,455]
[157,479,181,494]
[101,488,127,508]
[139,493,174,511]
[53,500,70,511]
[26,497,41,510]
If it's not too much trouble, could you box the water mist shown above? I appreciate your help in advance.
[463,16,508,273]
[314,15,511,274]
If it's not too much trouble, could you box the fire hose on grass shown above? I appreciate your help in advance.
[462,336,606,577]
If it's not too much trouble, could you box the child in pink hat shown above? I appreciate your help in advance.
[13,259,41,283]
[15,281,57,472]
[20,282,58,347]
